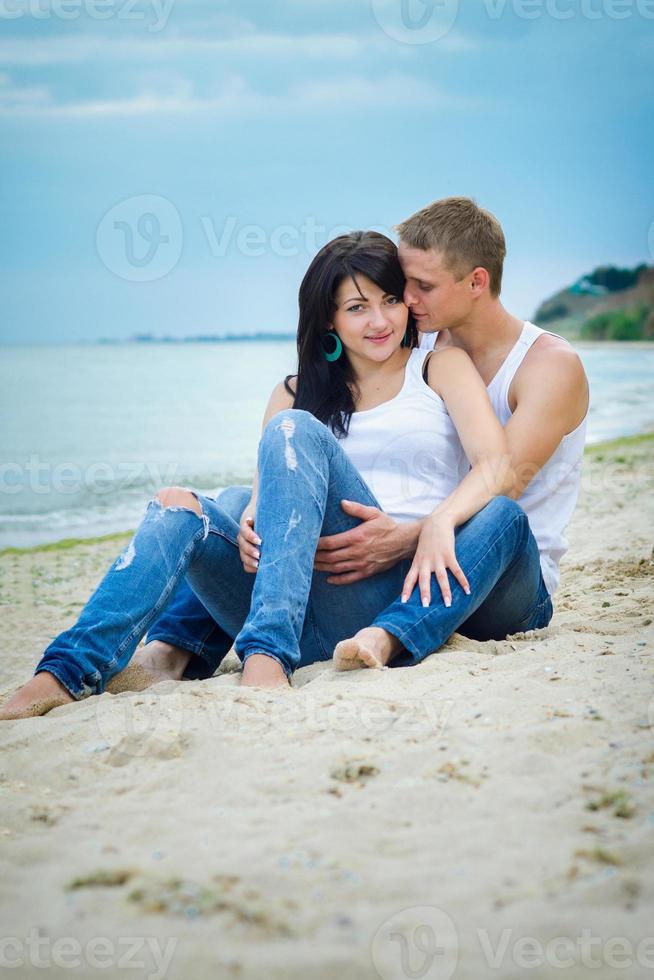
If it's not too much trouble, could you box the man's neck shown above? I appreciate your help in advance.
[439,302,524,367]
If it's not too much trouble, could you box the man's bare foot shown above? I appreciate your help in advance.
[106,640,193,694]
[333,627,401,672]
[240,654,290,688]
[0,672,75,720]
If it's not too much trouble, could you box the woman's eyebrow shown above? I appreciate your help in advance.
[342,295,368,305]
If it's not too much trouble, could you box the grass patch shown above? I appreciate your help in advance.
[67,869,135,890]
[0,530,133,558]
[585,789,636,819]
[575,847,623,867]
[585,432,654,456]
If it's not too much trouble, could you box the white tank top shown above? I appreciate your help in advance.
[420,323,587,594]
[334,348,469,524]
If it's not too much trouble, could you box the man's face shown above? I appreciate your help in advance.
[399,243,473,333]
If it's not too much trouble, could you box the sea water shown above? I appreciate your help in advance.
[1,340,652,548]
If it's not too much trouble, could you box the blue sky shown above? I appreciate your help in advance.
[1,0,652,344]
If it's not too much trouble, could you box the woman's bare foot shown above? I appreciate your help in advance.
[240,654,290,688]
[0,672,75,720]
[106,640,193,693]
[333,627,401,672]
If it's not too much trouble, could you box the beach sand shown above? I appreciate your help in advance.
[1,434,652,979]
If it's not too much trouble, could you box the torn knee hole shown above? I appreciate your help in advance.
[156,487,203,517]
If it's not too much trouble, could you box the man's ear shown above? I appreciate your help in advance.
[469,266,490,295]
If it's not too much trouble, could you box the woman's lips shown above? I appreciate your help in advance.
[366,332,392,344]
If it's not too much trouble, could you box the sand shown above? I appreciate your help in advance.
[0,434,653,980]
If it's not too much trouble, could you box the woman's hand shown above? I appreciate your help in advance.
[401,514,470,608]
[238,506,261,574]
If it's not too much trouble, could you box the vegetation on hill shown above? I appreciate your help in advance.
[534,264,654,340]
[580,305,652,341]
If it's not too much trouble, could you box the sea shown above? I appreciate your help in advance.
[1,341,653,549]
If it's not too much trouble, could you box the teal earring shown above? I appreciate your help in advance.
[322,331,343,362]
[400,328,411,348]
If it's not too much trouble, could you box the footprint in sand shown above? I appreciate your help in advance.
[105,731,192,767]
[94,686,188,763]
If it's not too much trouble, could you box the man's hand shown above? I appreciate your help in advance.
[314,500,417,585]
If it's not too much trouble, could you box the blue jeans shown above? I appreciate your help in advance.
[147,485,252,681]
[149,487,553,676]
[373,495,553,667]
[36,410,414,696]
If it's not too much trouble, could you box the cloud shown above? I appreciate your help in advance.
[0,26,475,68]
[0,71,461,118]
[0,72,53,112]
[0,32,365,67]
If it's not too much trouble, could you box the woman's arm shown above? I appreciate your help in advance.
[238,377,297,572]
[402,348,514,607]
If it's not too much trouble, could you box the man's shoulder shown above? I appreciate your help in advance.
[511,325,588,423]
[519,327,586,381]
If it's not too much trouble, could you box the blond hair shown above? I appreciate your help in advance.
[396,197,506,296]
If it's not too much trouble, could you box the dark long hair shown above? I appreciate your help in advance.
[284,231,417,438]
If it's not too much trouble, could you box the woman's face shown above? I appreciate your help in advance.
[330,274,409,364]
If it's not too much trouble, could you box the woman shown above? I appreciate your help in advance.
[1,232,513,718]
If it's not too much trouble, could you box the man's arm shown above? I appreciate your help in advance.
[504,335,589,497]
[315,336,589,585]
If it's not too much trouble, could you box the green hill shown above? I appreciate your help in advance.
[533,264,654,340]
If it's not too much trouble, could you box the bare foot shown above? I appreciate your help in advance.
[240,654,290,688]
[333,627,401,672]
[0,672,75,720]
[106,641,193,694]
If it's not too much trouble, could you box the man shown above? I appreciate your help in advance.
[131,196,588,682]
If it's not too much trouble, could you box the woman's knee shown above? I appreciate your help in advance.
[262,409,328,450]
[214,484,252,519]
[155,487,202,516]
[483,495,529,531]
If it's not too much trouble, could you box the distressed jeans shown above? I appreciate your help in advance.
[35,409,413,696]
[146,484,252,681]
[150,494,553,676]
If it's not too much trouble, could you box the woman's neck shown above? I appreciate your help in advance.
[348,345,412,389]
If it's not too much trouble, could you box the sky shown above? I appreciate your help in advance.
[0,0,652,344]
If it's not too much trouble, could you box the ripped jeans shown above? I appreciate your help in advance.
[35,409,413,696]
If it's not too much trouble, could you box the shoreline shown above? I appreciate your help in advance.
[2,431,652,558]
